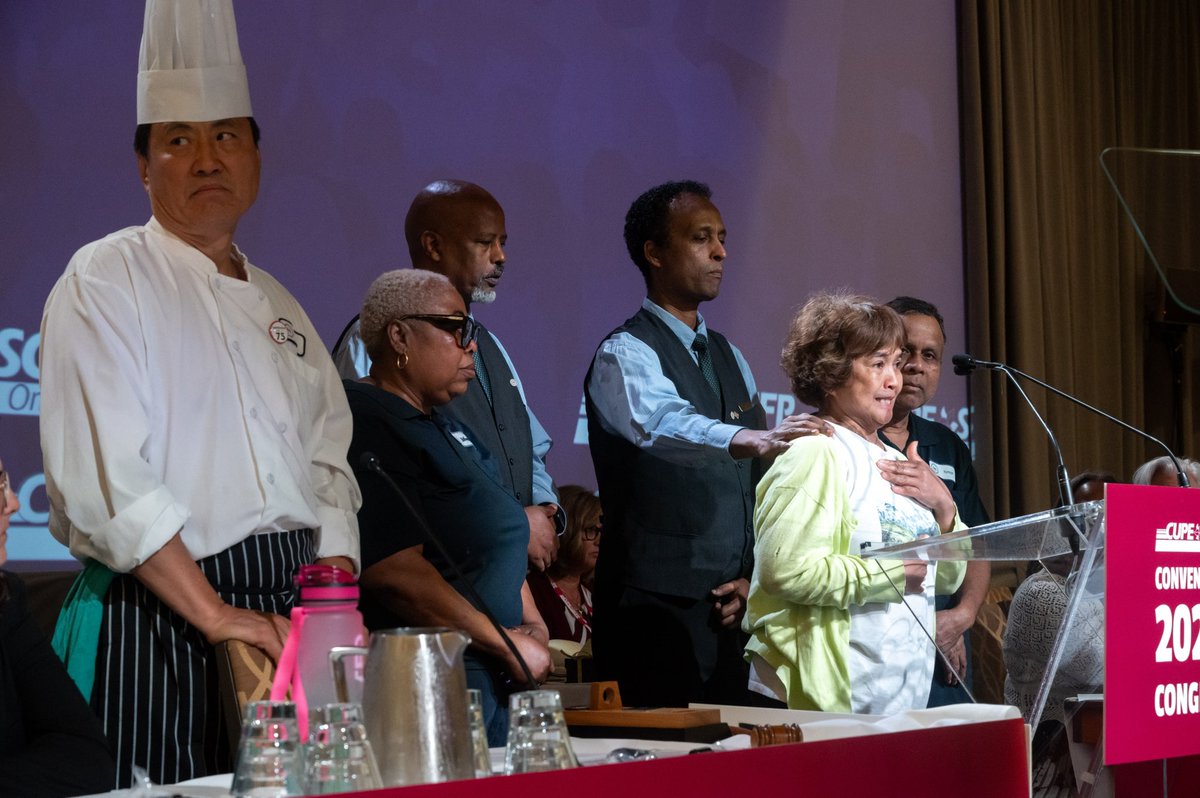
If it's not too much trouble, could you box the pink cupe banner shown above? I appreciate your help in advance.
[1106,483,1200,765]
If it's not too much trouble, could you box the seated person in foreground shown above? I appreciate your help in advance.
[0,455,116,796]
[526,485,602,644]
[346,270,550,746]
[743,293,966,714]
[1004,472,1110,729]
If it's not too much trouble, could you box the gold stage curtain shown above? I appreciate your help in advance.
[959,0,1200,519]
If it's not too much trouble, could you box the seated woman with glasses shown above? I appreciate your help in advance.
[526,485,602,644]
[345,269,551,746]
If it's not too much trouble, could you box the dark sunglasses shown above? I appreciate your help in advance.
[397,314,480,349]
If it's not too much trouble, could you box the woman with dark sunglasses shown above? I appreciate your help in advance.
[344,269,551,746]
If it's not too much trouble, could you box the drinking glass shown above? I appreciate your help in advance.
[503,689,578,775]
[466,689,493,778]
[301,703,383,794]
[231,701,302,798]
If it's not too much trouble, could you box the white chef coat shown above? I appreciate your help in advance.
[39,217,361,573]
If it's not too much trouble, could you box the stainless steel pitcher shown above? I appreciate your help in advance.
[330,627,474,786]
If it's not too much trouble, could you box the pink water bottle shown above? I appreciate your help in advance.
[271,565,365,735]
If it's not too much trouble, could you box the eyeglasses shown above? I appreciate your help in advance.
[397,314,480,349]
[581,517,603,541]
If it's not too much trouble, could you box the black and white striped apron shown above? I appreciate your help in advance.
[93,530,315,787]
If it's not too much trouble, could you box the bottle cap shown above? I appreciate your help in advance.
[296,564,358,602]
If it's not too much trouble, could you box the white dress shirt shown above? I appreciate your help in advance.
[39,218,361,573]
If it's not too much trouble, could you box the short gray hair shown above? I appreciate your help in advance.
[1132,455,1200,487]
[360,269,454,361]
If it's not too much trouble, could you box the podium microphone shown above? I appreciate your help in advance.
[951,354,1002,375]
[359,451,539,689]
[954,354,1190,488]
[952,355,1073,509]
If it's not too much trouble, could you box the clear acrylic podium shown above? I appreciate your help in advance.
[862,500,1106,734]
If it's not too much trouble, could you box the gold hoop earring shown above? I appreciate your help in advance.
[396,352,409,370]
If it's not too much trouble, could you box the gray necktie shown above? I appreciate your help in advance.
[691,333,720,396]
[472,348,493,405]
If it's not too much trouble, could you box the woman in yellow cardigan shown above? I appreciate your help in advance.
[743,293,965,714]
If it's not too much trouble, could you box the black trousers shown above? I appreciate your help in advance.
[593,584,753,708]
[93,530,314,787]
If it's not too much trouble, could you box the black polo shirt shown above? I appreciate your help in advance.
[881,412,990,527]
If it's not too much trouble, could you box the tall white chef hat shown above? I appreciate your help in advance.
[136,0,253,124]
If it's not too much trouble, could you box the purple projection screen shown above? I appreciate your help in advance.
[0,2,969,565]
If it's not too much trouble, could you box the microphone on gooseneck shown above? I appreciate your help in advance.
[359,451,539,690]
[955,353,1191,488]
[953,355,1074,510]
[951,353,1002,376]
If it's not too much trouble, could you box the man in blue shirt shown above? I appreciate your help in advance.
[333,181,564,570]
[585,180,824,707]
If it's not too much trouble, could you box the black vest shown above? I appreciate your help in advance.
[442,323,536,505]
[585,308,766,601]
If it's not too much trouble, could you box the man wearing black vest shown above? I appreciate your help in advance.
[333,181,563,567]
[585,180,826,707]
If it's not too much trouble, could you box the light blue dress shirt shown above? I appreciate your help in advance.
[587,298,759,467]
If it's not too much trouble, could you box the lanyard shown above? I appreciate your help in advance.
[549,578,593,634]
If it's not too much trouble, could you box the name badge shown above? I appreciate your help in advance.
[731,400,756,421]
[266,317,307,356]
[930,461,956,482]
[450,431,475,448]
